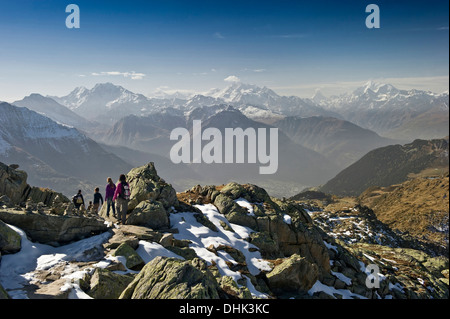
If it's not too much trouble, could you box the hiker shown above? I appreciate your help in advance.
[105,177,116,218]
[72,190,85,210]
[87,201,93,212]
[93,187,104,213]
[113,174,131,224]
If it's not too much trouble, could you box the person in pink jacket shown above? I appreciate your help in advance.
[113,174,131,224]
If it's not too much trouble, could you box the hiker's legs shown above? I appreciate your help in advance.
[106,198,113,216]
[117,198,127,224]
[115,199,121,221]
[111,199,116,216]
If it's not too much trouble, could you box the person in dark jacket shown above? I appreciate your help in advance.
[105,177,116,218]
[72,190,85,210]
[93,187,104,214]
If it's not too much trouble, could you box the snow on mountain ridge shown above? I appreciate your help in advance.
[46,81,448,130]
[0,102,84,141]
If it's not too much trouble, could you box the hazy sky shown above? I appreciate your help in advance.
[0,0,448,101]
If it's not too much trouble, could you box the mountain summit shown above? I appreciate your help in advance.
[52,83,154,123]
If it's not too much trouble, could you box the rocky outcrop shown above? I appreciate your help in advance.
[0,161,69,207]
[0,219,21,254]
[179,182,330,273]
[348,243,449,299]
[123,162,178,212]
[1,161,447,300]
[86,268,134,299]
[99,162,178,230]
[0,282,9,299]
[0,208,109,246]
[0,161,99,247]
[266,254,319,295]
[125,200,169,230]
[113,242,145,270]
[119,257,220,299]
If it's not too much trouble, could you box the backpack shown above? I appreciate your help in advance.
[121,182,131,200]
[73,194,83,205]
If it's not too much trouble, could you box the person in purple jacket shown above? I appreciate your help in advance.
[113,174,131,224]
[105,177,116,218]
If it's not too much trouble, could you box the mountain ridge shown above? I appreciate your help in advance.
[0,102,132,199]
[320,137,449,197]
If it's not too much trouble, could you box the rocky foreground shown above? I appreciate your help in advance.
[0,161,448,299]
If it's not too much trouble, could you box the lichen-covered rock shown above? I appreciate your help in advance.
[0,282,10,299]
[119,257,220,299]
[87,268,134,299]
[249,231,278,257]
[0,161,69,207]
[347,243,449,299]
[113,242,145,270]
[0,219,21,254]
[218,276,252,299]
[0,162,29,205]
[0,208,109,246]
[125,162,178,212]
[266,254,319,295]
[125,200,169,229]
[211,182,331,273]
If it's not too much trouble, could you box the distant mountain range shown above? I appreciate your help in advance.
[1,81,448,198]
[47,81,448,141]
[316,81,449,140]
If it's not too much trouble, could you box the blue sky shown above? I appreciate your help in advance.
[0,0,448,101]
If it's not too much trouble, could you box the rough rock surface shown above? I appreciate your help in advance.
[180,182,330,273]
[0,162,69,207]
[86,268,134,299]
[266,254,319,295]
[119,257,220,299]
[1,161,448,300]
[0,219,21,253]
[0,208,108,246]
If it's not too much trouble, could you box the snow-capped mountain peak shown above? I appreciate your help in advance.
[311,89,327,104]
[353,81,399,97]
[211,82,280,103]
[51,82,153,121]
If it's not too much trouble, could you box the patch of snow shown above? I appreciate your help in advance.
[283,214,292,225]
[234,198,255,216]
[323,240,338,253]
[169,204,272,287]
[331,271,352,286]
[308,280,367,299]
[136,240,184,264]
[0,224,112,299]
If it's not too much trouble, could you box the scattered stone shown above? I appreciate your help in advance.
[113,242,145,270]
